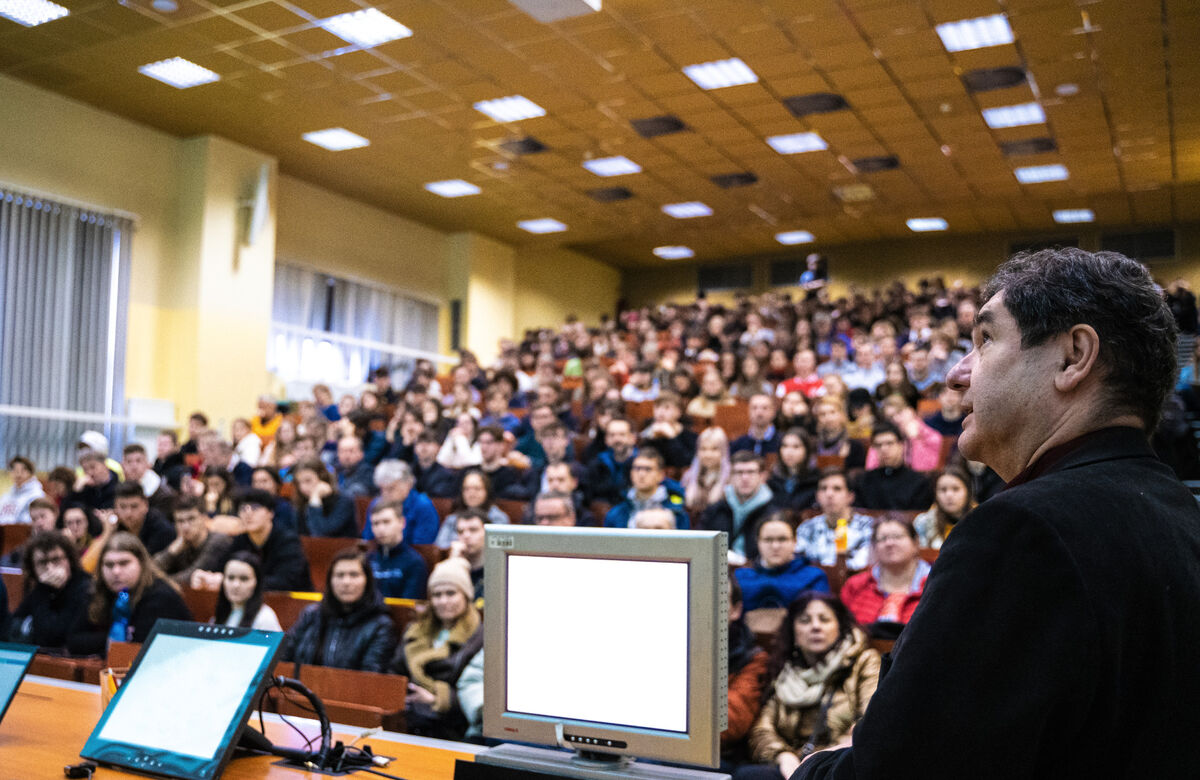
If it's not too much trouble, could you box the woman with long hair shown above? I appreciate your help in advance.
[201,466,237,517]
[212,550,282,631]
[292,459,357,538]
[10,531,92,650]
[435,469,509,548]
[738,592,880,780]
[913,468,976,549]
[768,429,819,511]
[391,557,483,740]
[67,532,191,656]
[681,427,731,515]
[282,548,395,672]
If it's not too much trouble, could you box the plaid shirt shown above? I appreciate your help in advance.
[795,512,875,570]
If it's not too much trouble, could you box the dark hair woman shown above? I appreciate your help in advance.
[9,531,92,650]
[768,428,819,511]
[292,460,357,538]
[913,467,976,550]
[213,551,282,631]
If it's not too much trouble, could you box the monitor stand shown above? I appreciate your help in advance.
[468,743,731,780]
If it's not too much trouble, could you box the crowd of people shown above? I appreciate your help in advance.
[0,270,1197,767]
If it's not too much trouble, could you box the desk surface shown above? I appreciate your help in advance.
[0,676,480,780]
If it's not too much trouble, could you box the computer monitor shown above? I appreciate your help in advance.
[482,526,728,771]
[0,642,37,728]
[81,620,283,780]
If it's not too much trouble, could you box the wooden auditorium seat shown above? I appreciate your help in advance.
[270,665,409,731]
[180,586,219,624]
[2,567,22,612]
[431,497,453,519]
[300,536,362,590]
[494,498,528,525]
[714,401,751,439]
[411,544,445,575]
[354,496,373,534]
[1,524,31,558]
[624,400,655,428]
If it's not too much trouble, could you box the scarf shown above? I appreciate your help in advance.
[774,630,863,708]
[724,483,773,555]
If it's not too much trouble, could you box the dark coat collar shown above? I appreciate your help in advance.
[1005,426,1152,489]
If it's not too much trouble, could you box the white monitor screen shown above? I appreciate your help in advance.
[98,634,269,759]
[505,555,689,733]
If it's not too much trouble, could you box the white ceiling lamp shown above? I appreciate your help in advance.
[474,96,546,123]
[982,102,1046,129]
[1053,209,1094,223]
[683,57,758,90]
[424,180,482,198]
[138,57,220,89]
[653,246,694,259]
[505,0,600,23]
[907,218,949,232]
[319,9,412,48]
[302,128,370,151]
[1015,164,1069,183]
[662,202,713,219]
[518,218,567,234]
[582,156,642,177]
[766,132,828,155]
[0,0,68,26]
[775,231,815,245]
[936,13,1014,52]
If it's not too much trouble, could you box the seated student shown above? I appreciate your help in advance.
[776,389,814,433]
[731,394,783,457]
[436,412,481,470]
[687,369,737,424]
[281,548,396,672]
[527,462,595,526]
[854,423,935,511]
[681,426,731,516]
[738,593,880,780]
[700,452,777,565]
[531,491,576,527]
[604,450,688,529]
[250,466,296,532]
[448,510,487,603]
[620,361,661,403]
[411,431,460,499]
[1,497,60,568]
[57,501,95,556]
[81,482,176,575]
[512,403,555,472]
[212,551,282,631]
[9,531,92,651]
[475,425,522,499]
[293,459,358,538]
[205,488,311,592]
[735,515,830,611]
[334,435,377,499]
[840,518,930,638]
[924,384,965,437]
[68,532,193,656]
[867,395,943,472]
[913,467,976,550]
[811,397,867,471]
[70,451,119,514]
[724,577,770,769]
[768,428,819,511]
[153,494,234,588]
[199,435,252,487]
[586,416,638,504]
[363,460,439,546]
[122,444,173,516]
[632,507,677,529]
[478,387,522,435]
[776,349,824,400]
[0,455,45,525]
[199,466,237,517]
[435,469,510,548]
[367,500,428,600]
[638,392,697,469]
[392,557,484,739]
[795,469,874,570]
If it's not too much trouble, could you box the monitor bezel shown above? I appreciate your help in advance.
[482,526,728,768]
[0,641,37,727]
[81,619,284,780]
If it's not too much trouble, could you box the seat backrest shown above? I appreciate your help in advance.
[263,591,321,631]
[1,524,31,557]
[2,568,23,612]
[180,586,220,623]
[107,641,142,669]
[354,497,373,535]
[714,401,751,439]
[494,499,527,525]
[300,536,361,590]
[411,544,445,575]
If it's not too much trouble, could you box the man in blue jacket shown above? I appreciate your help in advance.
[366,500,427,600]
[604,450,688,529]
[361,460,439,547]
[734,515,828,611]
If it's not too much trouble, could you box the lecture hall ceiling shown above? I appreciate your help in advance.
[1,0,1197,267]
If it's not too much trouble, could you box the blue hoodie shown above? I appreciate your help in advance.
[734,557,829,611]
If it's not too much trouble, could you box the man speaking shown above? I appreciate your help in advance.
[797,248,1200,778]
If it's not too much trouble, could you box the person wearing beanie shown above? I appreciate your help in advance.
[391,556,483,740]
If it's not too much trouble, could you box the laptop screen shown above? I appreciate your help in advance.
[0,642,37,727]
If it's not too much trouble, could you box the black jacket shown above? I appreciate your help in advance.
[853,465,934,511]
[135,509,177,556]
[767,470,819,512]
[9,570,93,650]
[282,592,396,673]
[797,427,1200,779]
[296,493,358,538]
[698,496,778,563]
[67,579,192,656]
[413,461,460,499]
[228,524,313,592]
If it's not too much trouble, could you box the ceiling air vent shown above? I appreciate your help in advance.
[851,156,899,173]
[963,66,1027,92]
[711,172,758,188]
[782,92,849,118]
[1000,137,1058,156]
[631,115,687,138]
[586,187,634,202]
[499,137,547,155]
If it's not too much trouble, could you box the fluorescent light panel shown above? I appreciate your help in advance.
[518,218,567,234]
[982,102,1045,129]
[662,202,713,219]
[936,13,1014,52]
[582,156,642,177]
[0,0,67,26]
[474,95,546,123]
[682,57,758,90]
[653,246,694,259]
[424,180,481,198]
[766,132,828,155]
[776,231,815,245]
[302,128,370,151]
[138,57,220,89]
[1015,164,1069,183]
[319,9,412,48]
[1053,209,1095,224]
[907,218,949,232]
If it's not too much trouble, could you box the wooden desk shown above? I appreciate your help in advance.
[0,676,482,780]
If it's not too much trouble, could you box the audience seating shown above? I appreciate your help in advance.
[916,398,941,417]
[262,590,422,639]
[106,641,141,669]
[494,498,528,525]
[431,497,453,519]
[412,543,446,575]
[300,535,362,589]
[181,586,219,623]
[269,664,409,731]
[625,400,655,428]
[279,482,295,501]
[937,435,959,469]
[713,401,751,439]
[2,567,22,612]
[28,654,105,684]
[354,496,372,534]
[1,524,31,558]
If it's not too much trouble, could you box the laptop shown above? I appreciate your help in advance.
[0,641,37,728]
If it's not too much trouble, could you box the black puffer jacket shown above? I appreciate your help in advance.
[282,590,396,672]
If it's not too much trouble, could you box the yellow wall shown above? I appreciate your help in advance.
[447,233,517,364]
[513,246,621,333]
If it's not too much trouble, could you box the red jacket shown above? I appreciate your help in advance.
[840,565,928,626]
[723,648,769,745]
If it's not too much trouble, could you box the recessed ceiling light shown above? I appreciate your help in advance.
[776,231,815,245]
[1015,164,1069,183]
[1053,209,1095,224]
[582,156,642,177]
[518,218,567,234]
[150,0,178,12]
[907,218,949,232]
[982,102,1045,129]
[474,95,546,123]
[0,0,68,27]
[936,14,1014,52]
[833,183,875,202]
[1055,83,1080,97]
[1000,137,1058,156]
[302,128,370,151]
[424,179,481,198]
[653,246,694,259]
[138,57,221,89]
[662,202,713,219]
[682,57,758,90]
[319,9,411,47]
[766,132,828,155]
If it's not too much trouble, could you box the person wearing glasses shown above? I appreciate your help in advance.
[531,491,576,527]
[839,519,929,639]
[194,488,311,592]
[9,531,92,651]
